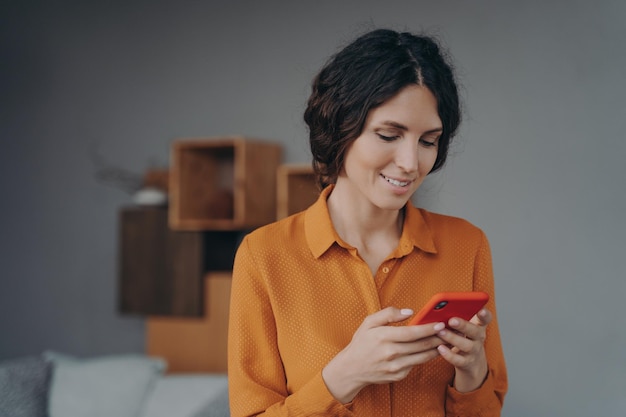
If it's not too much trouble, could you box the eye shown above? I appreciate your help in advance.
[377,133,399,142]
[419,137,439,148]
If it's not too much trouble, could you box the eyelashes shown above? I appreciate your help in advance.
[376,133,439,148]
[419,139,438,147]
[376,133,399,141]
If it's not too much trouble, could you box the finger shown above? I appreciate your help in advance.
[437,341,487,371]
[394,335,445,356]
[447,311,490,341]
[437,336,479,361]
[382,346,442,380]
[399,347,442,368]
[470,308,492,326]
[437,343,467,366]
[389,320,446,343]
[437,328,474,353]
[362,307,415,329]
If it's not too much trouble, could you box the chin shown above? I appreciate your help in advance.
[375,195,412,211]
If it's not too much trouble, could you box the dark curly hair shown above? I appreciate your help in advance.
[304,29,461,189]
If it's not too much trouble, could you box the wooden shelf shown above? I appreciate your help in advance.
[276,163,319,219]
[146,272,232,373]
[118,206,240,317]
[169,136,282,230]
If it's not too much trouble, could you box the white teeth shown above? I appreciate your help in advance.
[382,175,410,187]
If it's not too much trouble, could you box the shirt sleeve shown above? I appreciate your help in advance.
[445,230,508,416]
[228,236,353,417]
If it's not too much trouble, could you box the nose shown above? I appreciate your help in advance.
[395,138,419,173]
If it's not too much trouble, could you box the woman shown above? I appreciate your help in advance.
[228,28,507,416]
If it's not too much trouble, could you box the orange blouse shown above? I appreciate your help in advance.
[228,186,507,416]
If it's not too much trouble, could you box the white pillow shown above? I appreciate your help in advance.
[44,351,166,417]
[139,374,228,417]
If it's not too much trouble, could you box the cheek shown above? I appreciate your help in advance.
[419,151,438,174]
[345,143,384,171]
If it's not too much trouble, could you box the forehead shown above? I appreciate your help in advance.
[366,85,441,131]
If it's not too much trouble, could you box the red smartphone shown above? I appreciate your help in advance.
[408,291,489,326]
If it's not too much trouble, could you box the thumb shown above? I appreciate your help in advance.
[363,307,414,329]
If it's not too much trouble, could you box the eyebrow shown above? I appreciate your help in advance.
[380,120,443,134]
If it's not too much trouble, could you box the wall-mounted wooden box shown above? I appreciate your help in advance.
[169,137,282,230]
[118,206,241,317]
[276,163,320,219]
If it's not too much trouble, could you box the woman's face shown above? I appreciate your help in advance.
[337,84,442,211]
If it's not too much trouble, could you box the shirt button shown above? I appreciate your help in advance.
[382,267,390,273]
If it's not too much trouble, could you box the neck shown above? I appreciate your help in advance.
[327,186,404,247]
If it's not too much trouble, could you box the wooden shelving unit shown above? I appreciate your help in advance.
[276,163,319,219]
[120,138,324,318]
[118,206,240,317]
[146,272,232,373]
[169,136,282,230]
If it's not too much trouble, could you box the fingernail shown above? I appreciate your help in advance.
[449,318,460,327]
[400,308,414,316]
[433,322,445,331]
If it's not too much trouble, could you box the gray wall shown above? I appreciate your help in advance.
[1,1,625,415]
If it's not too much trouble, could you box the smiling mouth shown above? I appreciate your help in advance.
[381,174,411,187]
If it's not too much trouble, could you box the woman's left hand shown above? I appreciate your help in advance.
[436,308,492,393]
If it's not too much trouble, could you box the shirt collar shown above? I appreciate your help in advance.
[304,185,438,259]
[399,199,438,255]
[304,185,339,259]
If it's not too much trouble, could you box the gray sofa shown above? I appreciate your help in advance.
[0,353,230,417]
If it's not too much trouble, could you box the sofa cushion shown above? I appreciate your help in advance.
[44,351,166,417]
[139,374,229,417]
[0,355,51,417]
[190,385,230,417]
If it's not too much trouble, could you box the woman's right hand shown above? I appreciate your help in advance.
[321,307,445,403]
